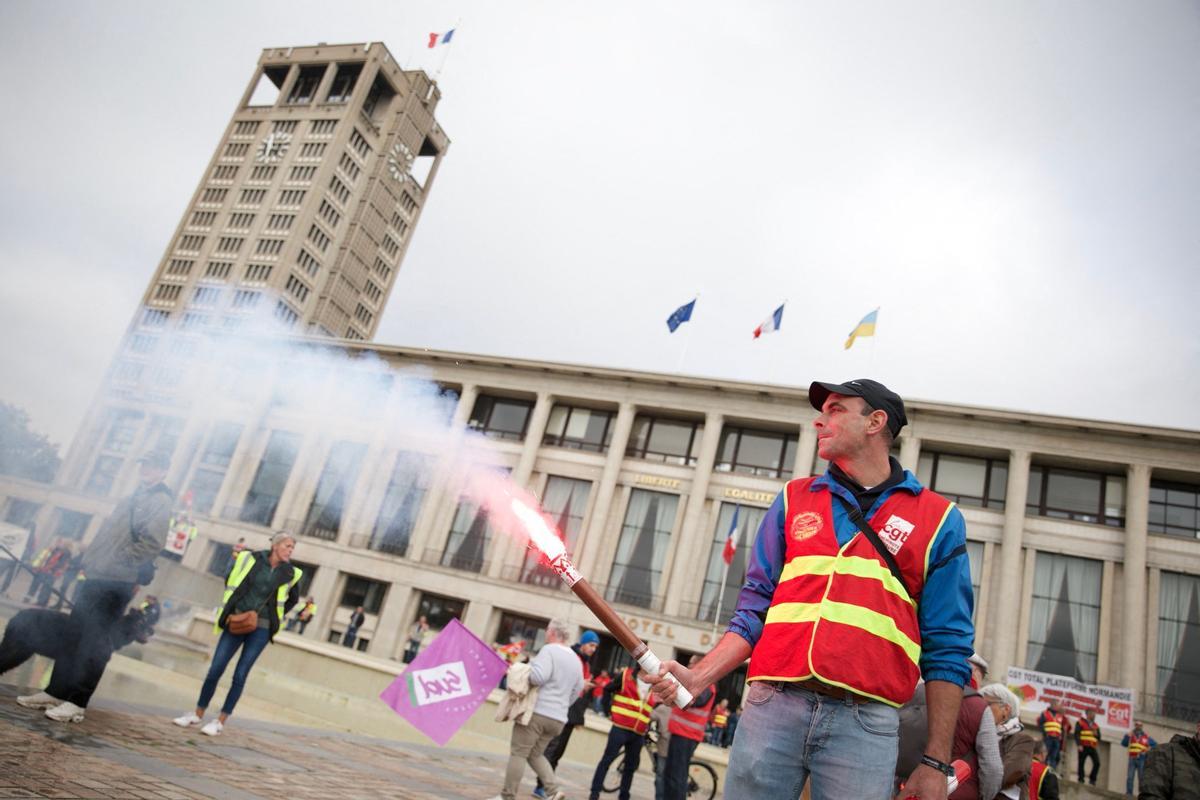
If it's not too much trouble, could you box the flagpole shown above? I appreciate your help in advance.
[712,559,730,637]
[433,16,462,83]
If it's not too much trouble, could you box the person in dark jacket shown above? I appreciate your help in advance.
[16,450,173,723]
[1140,720,1200,800]
[171,531,301,736]
[342,606,365,647]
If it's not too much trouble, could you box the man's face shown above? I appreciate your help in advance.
[814,394,879,462]
[580,642,598,657]
[272,538,295,562]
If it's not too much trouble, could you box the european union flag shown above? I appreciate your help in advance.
[666,299,696,333]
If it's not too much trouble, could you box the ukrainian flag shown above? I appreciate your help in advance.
[844,308,879,350]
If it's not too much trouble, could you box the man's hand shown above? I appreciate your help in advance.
[640,661,698,707]
[898,764,948,800]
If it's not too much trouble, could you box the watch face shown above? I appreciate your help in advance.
[387,141,414,182]
[256,131,291,163]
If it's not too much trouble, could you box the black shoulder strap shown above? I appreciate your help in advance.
[834,495,915,600]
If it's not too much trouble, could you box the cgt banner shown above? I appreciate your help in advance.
[380,618,507,746]
[1006,666,1135,737]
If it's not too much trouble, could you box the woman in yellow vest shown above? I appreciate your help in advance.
[171,532,302,736]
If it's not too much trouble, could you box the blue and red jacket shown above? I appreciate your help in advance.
[729,467,975,688]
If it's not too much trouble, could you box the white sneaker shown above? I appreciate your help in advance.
[45,701,86,722]
[16,691,61,709]
[200,719,223,736]
[173,712,203,727]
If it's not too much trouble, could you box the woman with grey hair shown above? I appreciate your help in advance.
[979,683,1037,800]
[172,532,303,736]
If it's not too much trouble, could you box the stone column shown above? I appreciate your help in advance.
[370,582,414,659]
[792,423,818,479]
[487,392,554,579]
[304,565,342,642]
[576,402,636,573]
[1121,463,1151,691]
[992,449,1031,677]
[405,384,477,563]
[663,412,724,616]
[899,435,921,473]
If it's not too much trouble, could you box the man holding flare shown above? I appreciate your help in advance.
[644,378,976,800]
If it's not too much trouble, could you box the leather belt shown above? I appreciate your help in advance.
[793,679,871,704]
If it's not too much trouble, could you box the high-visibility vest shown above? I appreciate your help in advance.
[1077,718,1100,747]
[1029,761,1049,800]
[712,711,728,728]
[747,478,954,707]
[31,547,50,569]
[669,684,716,742]
[1040,711,1066,739]
[213,550,302,634]
[1127,732,1151,757]
[609,668,653,735]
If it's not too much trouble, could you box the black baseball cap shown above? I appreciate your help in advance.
[808,378,908,437]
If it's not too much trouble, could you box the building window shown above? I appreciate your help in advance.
[627,416,704,466]
[84,456,123,496]
[296,249,322,278]
[141,308,170,327]
[468,395,533,441]
[278,189,306,206]
[607,489,679,610]
[337,152,361,183]
[917,451,1008,510]
[206,543,235,578]
[1026,553,1102,683]
[310,119,337,135]
[1149,479,1200,539]
[238,430,302,526]
[370,452,431,556]
[54,508,91,541]
[146,415,183,461]
[274,300,300,327]
[1026,465,1125,527]
[302,441,366,540]
[339,574,386,614]
[1155,572,1200,721]
[521,477,591,587]
[286,64,326,105]
[188,421,243,514]
[966,540,984,622]
[328,175,352,205]
[4,499,41,528]
[103,409,143,454]
[232,290,261,309]
[696,502,768,623]
[497,611,550,654]
[348,128,371,160]
[415,591,465,633]
[191,286,221,306]
[244,264,273,282]
[715,426,797,479]
[542,405,613,453]
[442,501,492,573]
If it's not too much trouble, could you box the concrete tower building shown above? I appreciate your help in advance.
[138,42,448,341]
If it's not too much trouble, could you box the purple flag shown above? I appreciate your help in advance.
[379,618,508,746]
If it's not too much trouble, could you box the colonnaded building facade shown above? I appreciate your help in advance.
[3,343,1199,722]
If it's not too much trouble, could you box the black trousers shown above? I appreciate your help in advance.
[1078,746,1100,784]
[589,726,643,800]
[664,734,700,800]
[46,580,134,707]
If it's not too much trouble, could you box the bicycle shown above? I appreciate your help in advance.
[601,720,718,800]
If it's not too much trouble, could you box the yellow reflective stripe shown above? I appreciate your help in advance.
[833,555,914,606]
[764,602,821,625]
[779,555,835,584]
[922,501,956,582]
[819,600,921,665]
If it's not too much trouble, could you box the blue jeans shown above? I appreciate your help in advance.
[197,627,270,716]
[1044,735,1062,768]
[1127,755,1146,795]
[725,681,899,800]
[589,726,643,800]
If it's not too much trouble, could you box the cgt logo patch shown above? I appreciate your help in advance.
[880,515,915,555]
[790,511,824,541]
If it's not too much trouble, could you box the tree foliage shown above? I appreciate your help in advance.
[0,402,61,483]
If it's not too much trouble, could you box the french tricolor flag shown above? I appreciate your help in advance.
[428,30,455,48]
[753,303,785,339]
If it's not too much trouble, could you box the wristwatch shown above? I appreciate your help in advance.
[921,755,955,777]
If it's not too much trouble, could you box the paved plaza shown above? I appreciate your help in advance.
[0,683,658,800]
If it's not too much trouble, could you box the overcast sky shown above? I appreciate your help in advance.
[1,1,1198,446]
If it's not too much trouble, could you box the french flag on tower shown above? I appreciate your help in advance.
[428,30,455,48]
[753,303,785,339]
[722,505,742,565]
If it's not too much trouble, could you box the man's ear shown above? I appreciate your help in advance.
[868,409,889,435]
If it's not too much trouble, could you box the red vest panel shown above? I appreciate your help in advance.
[669,684,716,741]
[609,668,652,735]
[747,478,954,706]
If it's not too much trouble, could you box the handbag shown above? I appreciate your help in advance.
[225,610,259,635]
